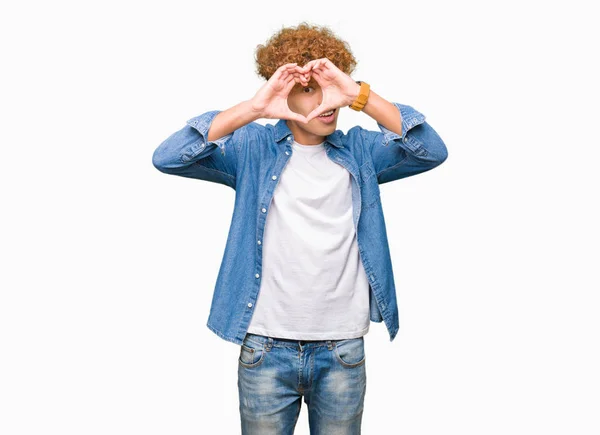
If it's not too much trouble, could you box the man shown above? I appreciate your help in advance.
[152,22,448,435]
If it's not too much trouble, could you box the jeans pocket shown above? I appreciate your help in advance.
[333,337,366,368]
[239,341,266,369]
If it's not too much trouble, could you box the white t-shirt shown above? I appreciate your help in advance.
[247,139,370,340]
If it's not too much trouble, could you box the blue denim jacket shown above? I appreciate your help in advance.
[152,102,448,346]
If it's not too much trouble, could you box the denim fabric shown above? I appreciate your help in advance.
[152,103,448,346]
[238,332,366,434]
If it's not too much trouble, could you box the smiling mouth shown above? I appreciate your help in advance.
[317,108,336,123]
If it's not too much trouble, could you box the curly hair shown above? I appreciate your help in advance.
[254,22,358,81]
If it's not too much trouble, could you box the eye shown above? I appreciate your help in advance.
[303,86,314,93]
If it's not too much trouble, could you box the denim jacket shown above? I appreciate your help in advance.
[152,102,448,346]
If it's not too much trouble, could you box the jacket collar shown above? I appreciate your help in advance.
[274,118,344,148]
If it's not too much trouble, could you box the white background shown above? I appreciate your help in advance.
[2,0,599,434]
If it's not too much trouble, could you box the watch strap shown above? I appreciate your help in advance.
[349,80,370,111]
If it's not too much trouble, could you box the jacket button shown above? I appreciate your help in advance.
[257,240,261,245]
[287,137,292,141]
[255,273,260,278]
[285,151,290,155]
[272,175,277,180]
[247,302,253,308]
[261,208,266,213]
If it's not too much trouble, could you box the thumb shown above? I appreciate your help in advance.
[288,110,308,124]
[305,104,324,123]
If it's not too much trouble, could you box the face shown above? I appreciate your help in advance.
[286,79,340,144]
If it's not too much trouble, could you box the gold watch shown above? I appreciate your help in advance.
[349,81,370,111]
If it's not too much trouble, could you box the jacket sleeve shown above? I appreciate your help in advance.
[360,102,448,184]
[152,110,259,190]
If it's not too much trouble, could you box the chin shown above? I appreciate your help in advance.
[309,124,336,136]
[323,121,338,132]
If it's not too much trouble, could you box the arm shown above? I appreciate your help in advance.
[359,89,448,184]
[292,58,448,183]
[206,99,262,141]
[151,100,262,189]
[152,62,309,189]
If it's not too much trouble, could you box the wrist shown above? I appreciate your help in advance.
[246,99,265,120]
[345,81,361,105]
[352,82,361,100]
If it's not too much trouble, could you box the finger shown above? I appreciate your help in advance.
[313,68,331,85]
[295,66,311,82]
[270,67,284,81]
[291,66,306,75]
[311,69,324,85]
[305,105,324,123]
[300,59,317,72]
[310,65,324,77]
[291,111,308,124]
[284,74,297,93]
[272,63,292,81]
[294,74,309,87]
[298,61,312,71]
[302,58,328,73]
[293,65,305,76]
[275,63,297,78]
[292,70,309,82]
[318,58,335,71]
[295,64,309,72]
[292,74,308,88]
[312,59,325,71]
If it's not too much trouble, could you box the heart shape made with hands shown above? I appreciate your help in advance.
[290,58,358,123]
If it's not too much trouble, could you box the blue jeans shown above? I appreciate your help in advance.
[237,332,367,434]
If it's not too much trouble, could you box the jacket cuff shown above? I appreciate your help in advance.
[185,110,233,157]
[376,103,426,152]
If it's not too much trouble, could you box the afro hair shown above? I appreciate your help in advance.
[254,22,358,81]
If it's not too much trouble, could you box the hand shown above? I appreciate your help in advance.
[296,58,360,123]
[250,63,310,123]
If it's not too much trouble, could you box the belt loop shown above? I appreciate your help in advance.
[266,337,273,351]
[326,340,333,350]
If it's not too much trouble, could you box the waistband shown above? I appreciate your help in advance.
[243,332,363,350]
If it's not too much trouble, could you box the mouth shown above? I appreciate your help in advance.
[316,108,336,124]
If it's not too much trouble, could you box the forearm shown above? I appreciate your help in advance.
[207,99,261,141]
[357,87,403,137]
